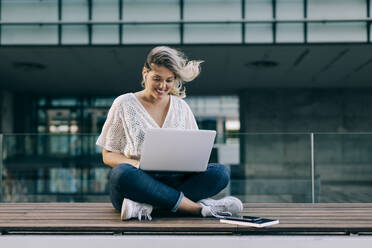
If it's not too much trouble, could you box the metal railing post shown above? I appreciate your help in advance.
[0,0,2,45]
[310,132,315,203]
[0,134,3,202]
[367,0,371,42]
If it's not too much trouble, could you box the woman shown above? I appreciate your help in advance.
[96,46,242,221]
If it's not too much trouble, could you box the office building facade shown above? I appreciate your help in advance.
[1,0,372,203]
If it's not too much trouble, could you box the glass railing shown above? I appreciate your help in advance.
[1,132,372,203]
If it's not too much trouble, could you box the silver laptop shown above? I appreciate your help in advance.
[139,128,216,172]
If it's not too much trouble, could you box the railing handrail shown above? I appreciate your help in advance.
[1,18,372,25]
[4,132,372,135]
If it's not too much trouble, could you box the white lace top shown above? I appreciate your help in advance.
[96,93,198,158]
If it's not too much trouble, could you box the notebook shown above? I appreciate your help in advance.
[219,215,279,228]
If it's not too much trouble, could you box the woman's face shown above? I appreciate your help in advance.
[143,64,176,100]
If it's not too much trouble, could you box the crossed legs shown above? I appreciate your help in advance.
[109,163,230,215]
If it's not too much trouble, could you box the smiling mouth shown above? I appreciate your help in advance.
[155,89,166,94]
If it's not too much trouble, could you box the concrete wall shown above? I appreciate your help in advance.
[240,89,372,133]
[237,89,372,202]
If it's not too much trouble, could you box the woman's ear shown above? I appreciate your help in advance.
[142,67,147,80]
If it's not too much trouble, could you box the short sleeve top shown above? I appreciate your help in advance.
[96,93,198,158]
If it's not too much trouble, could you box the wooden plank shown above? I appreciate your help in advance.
[243,203,372,208]
[0,203,112,207]
[0,203,372,234]
[2,213,372,219]
[0,212,372,219]
[2,202,372,208]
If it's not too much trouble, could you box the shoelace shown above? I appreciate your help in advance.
[137,207,152,221]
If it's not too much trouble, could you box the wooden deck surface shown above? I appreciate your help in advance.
[1,203,372,234]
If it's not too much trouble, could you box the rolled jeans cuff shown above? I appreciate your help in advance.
[171,191,184,212]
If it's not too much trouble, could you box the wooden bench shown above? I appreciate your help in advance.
[0,203,372,235]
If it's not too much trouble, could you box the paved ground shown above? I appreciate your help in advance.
[1,235,372,248]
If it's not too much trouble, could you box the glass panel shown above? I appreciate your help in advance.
[123,24,180,44]
[245,0,272,20]
[1,133,313,203]
[315,133,372,202]
[50,135,69,153]
[92,25,119,44]
[308,23,366,42]
[62,25,89,44]
[123,0,179,21]
[184,0,240,20]
[245,24,273,43]
[2,25,58,45]
[93,0,119,21]
[1,134,110,202]
[62,0,88,21]
[276,23,304,43]
[276,0,303,19]
[233,133,312,202]
[308,0,365,19]
[184,24,241,43]
[2,0,58,21]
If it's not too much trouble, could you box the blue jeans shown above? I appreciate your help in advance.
[109,163,230,212]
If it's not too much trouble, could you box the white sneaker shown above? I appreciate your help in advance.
[198,196,243,217]
[121,198,153,221]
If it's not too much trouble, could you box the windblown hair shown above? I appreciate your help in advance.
[142,46,203,98]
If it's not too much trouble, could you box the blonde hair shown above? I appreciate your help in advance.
[142,46,203,98]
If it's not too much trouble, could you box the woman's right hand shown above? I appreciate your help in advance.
[102,148,140,168]
[132,160,140,169]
